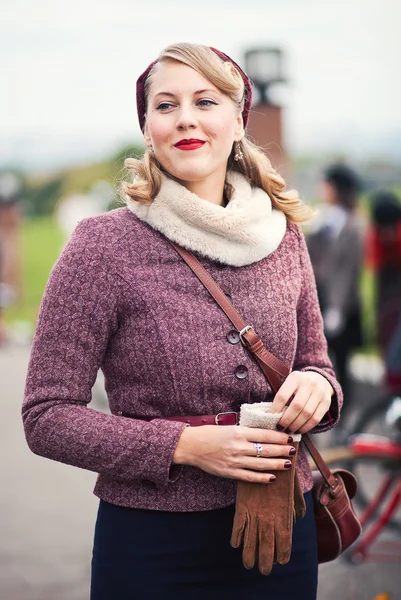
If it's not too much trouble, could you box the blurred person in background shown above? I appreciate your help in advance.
[366,190,401,392]
[22,43,342,600]
[0,173,23,345]
[306,164,364,422]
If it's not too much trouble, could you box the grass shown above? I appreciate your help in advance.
[4,216,64,325]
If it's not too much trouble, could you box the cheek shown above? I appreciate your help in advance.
[206,116,237,143]
[147,115,172,145]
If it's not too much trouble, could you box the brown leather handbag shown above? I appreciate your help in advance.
[171,242,362,563]
[302,436,362,562]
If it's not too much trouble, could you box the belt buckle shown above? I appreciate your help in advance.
[215,411,239,426]
[239,325,254,346]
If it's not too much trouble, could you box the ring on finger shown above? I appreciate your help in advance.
[253,442,263,458]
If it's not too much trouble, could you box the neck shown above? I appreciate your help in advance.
[177,173,226,207]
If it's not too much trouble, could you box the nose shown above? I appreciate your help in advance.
[175,102,198,130]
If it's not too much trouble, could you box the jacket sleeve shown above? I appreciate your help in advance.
[292,226,343,433]
[22,218,187,488]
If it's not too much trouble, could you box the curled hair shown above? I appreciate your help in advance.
[121,43,312,222]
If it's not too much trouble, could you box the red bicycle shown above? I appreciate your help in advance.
[319,393,401,563]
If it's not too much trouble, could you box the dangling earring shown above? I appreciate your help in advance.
[234,141,244,161]
[147,146,154,154]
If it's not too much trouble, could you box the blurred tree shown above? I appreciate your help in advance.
[19,143,145,218]
[24,176,64,217]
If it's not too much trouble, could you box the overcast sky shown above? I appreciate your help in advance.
[1,0,401,169]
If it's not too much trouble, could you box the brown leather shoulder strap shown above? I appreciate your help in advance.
[301,434,337,485]
[170,241,335,483]
[171,243,288,390]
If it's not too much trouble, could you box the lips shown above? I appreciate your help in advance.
[174,139,206,151]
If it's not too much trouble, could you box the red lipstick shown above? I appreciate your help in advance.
[174,139,206,151]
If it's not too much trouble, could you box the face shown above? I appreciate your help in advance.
[144,60,243,191]
[321,181,337,205]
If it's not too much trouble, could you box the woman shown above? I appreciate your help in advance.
[306,164,364,417]
[22,43,342,600]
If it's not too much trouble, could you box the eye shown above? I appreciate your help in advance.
[197,99,218,108]
[156,102,174,111]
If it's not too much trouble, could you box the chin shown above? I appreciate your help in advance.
[166,164,210,183]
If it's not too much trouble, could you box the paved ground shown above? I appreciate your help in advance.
[1,345,400,599]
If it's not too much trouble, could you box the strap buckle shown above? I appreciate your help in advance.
[239,325,254,346]
[215,411,239,425]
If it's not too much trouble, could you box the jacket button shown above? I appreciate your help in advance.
[235,365,249,379]
[227,330,240,344]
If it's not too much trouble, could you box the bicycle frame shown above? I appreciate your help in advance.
[351,435,401,461]
[345,435,401,563]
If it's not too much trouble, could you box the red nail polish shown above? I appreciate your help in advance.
[284,461,292,469]
[287,436,294,443]
[269,475,276,482]
[289,448,296,456]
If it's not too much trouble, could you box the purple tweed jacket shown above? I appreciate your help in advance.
[22,208,342,511]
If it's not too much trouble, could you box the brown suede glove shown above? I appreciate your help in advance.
[294,469,307,520]
[231,441,304,575]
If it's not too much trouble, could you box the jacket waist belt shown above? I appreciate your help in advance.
[128,411,239,426]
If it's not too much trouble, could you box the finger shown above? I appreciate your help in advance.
[258,521,275,575]
[269,374,300,414]
[245,443,296,458]
[232,469,277,484]
[241,427,294,445]
[294,474,307,519]
[282,372,333,430]
[242,457,294,472]
[298,402,330,434]
[242,514,258,570]
[278,388,313,431]
[274,519,292,565]
[231,508,246,548]
[284,392,327,432]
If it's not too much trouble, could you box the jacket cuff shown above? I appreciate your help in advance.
[299,367,343,433]
[148,419,189,488]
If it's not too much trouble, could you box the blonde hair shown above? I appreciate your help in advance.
[121,43,312,223]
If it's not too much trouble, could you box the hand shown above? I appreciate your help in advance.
[269,370,334,434]
[172,425,296,483]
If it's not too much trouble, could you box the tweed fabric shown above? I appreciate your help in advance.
[23,208,342,511]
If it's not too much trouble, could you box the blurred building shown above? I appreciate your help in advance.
[245,48,287,174]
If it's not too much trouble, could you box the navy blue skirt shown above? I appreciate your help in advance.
[91,491,317,600]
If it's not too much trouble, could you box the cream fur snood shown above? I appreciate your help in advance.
[126,172,287,267]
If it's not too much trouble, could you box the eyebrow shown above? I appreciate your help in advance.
[154,89,220,99]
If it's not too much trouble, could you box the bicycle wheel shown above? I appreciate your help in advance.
[320,445,401,532]
[347,391,401,520]
[351,391,396,438]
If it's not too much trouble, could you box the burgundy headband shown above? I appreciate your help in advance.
[136,47,252,132]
